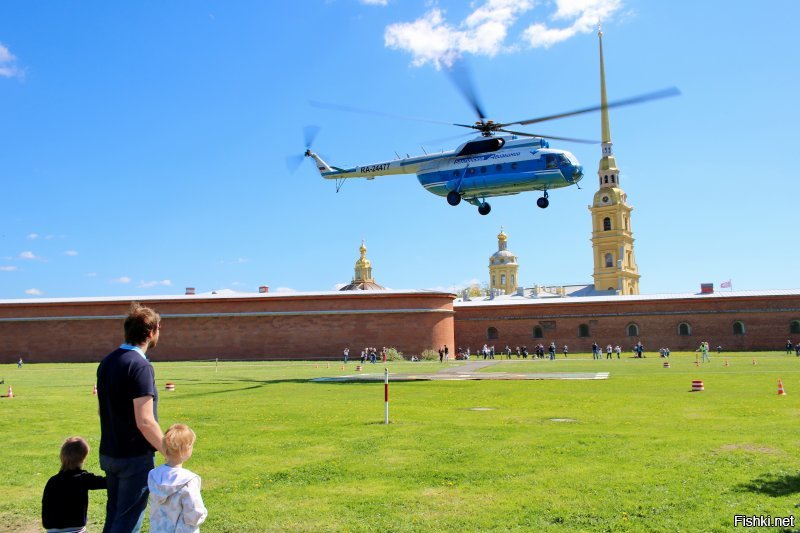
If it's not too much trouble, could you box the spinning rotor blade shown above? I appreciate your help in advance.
[286,125,321,174]
[309,100,453,127]
[499,87,681,128]
[497,129,599,144]
[303,125,320,149]
[446,59,487,122]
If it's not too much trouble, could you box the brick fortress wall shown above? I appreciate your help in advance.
[0,291,455,363]
[454,294,800,353]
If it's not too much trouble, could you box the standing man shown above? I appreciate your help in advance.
[343,347,349,364]
[97,303,164,532]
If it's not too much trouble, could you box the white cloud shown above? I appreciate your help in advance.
[272,287,298,294]
[27,233,39,240]
[63,250,78,257]
[19,251,38,260]
[361,0,388,5]
[112,276,132,284]
[385,0,622,66]
[138,279,172,288]
[522,0,622,48]
[0,265,18,272]
[0,43,23,79]
[385,1,534,68]
[87,272,97,277]
[25,288,44,296]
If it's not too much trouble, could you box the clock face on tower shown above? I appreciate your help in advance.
[600,195,610,205]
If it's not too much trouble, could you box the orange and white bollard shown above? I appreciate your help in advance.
[92,384,97,395]
[778,379,787,396]
[165,382,175,391]
[752,359,757,365]
[663,361,671,368]
[355,365,362,372]
[724,360,729,367]
[6,385,13,398]
[691,380,704,392]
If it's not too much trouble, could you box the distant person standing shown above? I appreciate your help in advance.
[343,347,349,364]
[548,342,556,360]
[787,340,794,355]
[614,345,621,358]
[606,344,613,359]
[97,303,164,533]
[17,357,23,368]
[562,345,568,358]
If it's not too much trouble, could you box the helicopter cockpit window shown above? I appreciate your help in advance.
[545,155,557,169]
[457,137,505,157]
[557,155,569,165]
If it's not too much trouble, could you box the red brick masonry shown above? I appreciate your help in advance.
[0,291,455,362]
[1,289,798,362]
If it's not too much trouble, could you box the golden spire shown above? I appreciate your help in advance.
[599,25,612,145]
[597,24,619,178]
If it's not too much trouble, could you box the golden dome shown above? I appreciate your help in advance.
[498,226,507,241]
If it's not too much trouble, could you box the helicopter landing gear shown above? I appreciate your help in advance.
[446,190,462,206]
[478,202,491,216]
[537,191,550,209]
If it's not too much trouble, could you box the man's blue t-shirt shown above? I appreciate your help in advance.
[97,347,158,458]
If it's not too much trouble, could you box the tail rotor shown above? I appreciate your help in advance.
[286,125,321,173]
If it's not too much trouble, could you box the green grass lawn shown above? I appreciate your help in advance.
[3,353,800,532]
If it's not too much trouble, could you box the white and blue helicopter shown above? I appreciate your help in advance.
[301,72,678,215]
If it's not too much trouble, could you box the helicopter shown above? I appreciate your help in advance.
[301,65,678,215]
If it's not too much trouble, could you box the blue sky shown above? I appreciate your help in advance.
[1,0,798,299]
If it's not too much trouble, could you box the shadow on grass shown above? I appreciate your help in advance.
[738,472,800,497]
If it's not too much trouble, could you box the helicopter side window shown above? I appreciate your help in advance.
[467,168,476,175]
[511,162,518,169]
[495,164,502,171]
[480,166,487,173]
[545,155,557,169]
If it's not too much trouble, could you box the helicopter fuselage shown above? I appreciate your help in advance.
[308,135,583,213]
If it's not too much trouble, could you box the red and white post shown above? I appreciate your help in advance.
[384,367,389,425]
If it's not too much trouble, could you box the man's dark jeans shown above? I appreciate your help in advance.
[100,453,154,533]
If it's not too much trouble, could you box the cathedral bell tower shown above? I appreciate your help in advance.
[489,227,518,295]
[589,27,640,295]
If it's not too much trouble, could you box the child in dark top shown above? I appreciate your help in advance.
[42,436,107,533]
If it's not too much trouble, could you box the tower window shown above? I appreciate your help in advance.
[511,275,515,285]
[492,276,496,286]
[578,324,590,337]
[500,274,506,285]
[627,323,640,337]
[605,253,613,268]
[678,322,692,336]
[733,321,746,335]
[791,320,800,334]
[611,175,616,183]
[603,217,611,231]
[487,327,499,340]
[533,326,543,339]
[604,175,608,183]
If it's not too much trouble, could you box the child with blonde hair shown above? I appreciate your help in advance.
[42,436,106,532]
[148,424,208,532]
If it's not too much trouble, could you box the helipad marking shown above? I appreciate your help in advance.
[312,371,610,383]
